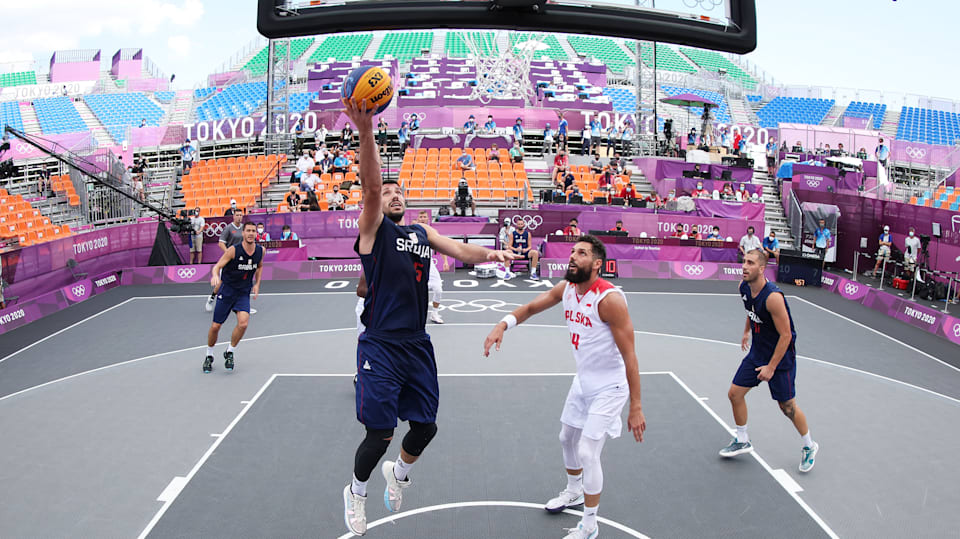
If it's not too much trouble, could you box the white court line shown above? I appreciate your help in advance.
[0,297,137,365]
[136,374,279,539]
[667,372,839,539]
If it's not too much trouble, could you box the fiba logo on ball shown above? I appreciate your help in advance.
[683,264,704,275]
[844,283,859,296]
[178,268,198,279]
[71,285,86,298]
[509,215,542,230]
[341,66,394,114]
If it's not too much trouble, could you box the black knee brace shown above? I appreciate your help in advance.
[354,427,393,481]
[401,421,438,457]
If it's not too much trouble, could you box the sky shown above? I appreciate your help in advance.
[0,0,955,102]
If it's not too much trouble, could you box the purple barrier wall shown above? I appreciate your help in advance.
[129,126,166,148]
[0,270,120,336]
[822,272,960,347]
[793,171,863,192]
[126,78,169,92]
[634,158,753,184]
[7,131,94,160]
[543,238,736,262]
[778,124,881,157]
[208,71,241,87]
[541,258,772,281]
[891,140,958,168]
[112,59,142,80]
[50,61,100,83]
[675,178,763,200]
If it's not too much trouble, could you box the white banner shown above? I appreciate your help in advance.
[0,81,96,102]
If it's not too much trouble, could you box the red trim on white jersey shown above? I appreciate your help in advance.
[563,278,627,396]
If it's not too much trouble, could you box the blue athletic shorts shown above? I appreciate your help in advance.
[356,330,439,430]
[732,354,796,402]
[212,284,251,324]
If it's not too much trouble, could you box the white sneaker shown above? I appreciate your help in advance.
[249,308,257,314]
[428,310,444,324]
[545,488,584,513]
[381,460,411,512]
[205,296,215,312]
[342,484,367,536]
[563,522,599,539]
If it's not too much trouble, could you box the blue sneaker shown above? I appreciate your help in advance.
[799,441,819,473]
[719,438,753,457]
[563,522,598,539]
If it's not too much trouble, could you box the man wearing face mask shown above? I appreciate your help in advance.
[691,181,710,199]
[869,226,893,276]
[903,226,922,275]
[255,222,270,242]
[328,184,346,211]
[762,230,779,261]
[280,225,298,241]
[814,219,831,260]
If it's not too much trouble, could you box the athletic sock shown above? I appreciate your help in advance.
[582,505,598,531]
[394,455,413,481]
[801,431,813,448]
[736,424,749,444]
[566,472,583,493]
[206,346,215,357]
[209,292,216,299]
[227,344,236,354]
[351,475,367,497]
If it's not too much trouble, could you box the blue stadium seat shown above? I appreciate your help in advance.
[755,97,834,128]
[33,97,87,135]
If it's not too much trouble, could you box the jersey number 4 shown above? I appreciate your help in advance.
[571,332,580,350]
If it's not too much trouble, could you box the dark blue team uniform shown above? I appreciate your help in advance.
[355,218,437,430]
[511,229,532,259]
[213,243,263,324]
[733,280,798,401]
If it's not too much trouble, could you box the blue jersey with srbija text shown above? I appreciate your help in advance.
[740,280,796,368]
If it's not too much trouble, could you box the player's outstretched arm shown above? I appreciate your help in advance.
[483,281,565,356]
[210,246,236,289]
[344,99,383,255]
[597,292,646,442]
[422,223,517,265]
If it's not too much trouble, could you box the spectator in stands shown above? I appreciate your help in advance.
[589,117,602,153]
[869,225,894,276]
[463,115,477,134]
[299,189,321,211]
[180,138,196,173]
[606,123,619,155]
[509,141,525,163]
[738,226,761,261]
[38,165,50,196]
[706,225,722,241]
[687,225,702,240]
[610,153,625,175]
[621,122,634,155]
[564,218,582,236]
[341,122,355,150]
[256,223,270,242]
[294,118,306,155]
[597,166,615,193]
[720,128,732,152]
[766,138,778,175]
[409,114,421,133]
[280,224,299,241]
[223,199,240,217]
[814,219,831,259]
[286,185,301,212]
[557,112,568,146]
[456,149,476,171]
[293,150,314,183]
[618,182,638,203]
[542,123,555,155]
[733,130,743,155]
[671,223,685,238]
[377,118,388,152]
[589,153,603,175]
[333,150,351,174]
[397,121,410,155]
[822,143,832,156]
[451,177,476,216]
[484,115,496,133]
[793,140,804,152]
[327,184,346,211]
[499,218,515,249]
[856,147,869,160]
[139,118,146,128]
[552,148,569,180]
[737,183,748,201]
[763,230,780,260]
[609,220,627,234]
[318,123,329,145]
[837,143,846,156]
[875,138,890,167]
[562,169,576,192]
[904,226,921,274]
[319,150,333,174]
[553,178,567,201]
[301,170,318,193]
[567,184,582,203]
[580,126,591,156]
[647,191,664,209]
[512,118,524,144]
[189,206,205,264]
[488,144,501,165]
[691,181,710,199]
[664,189,678,206]
[721,182,736,201]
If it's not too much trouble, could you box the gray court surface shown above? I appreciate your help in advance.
[1,276,959,538]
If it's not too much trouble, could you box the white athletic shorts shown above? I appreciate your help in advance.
[355,297,365,336]
[560,377,629,440]
[877,245,891,261]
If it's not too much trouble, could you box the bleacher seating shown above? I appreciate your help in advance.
[661,86,732,124]
[374,32,435,62]
[445,32,498,58]
[33,97,87,135]
[83,93,165,143]
[194,87,217,99]
[0,188,72,247]
[153,91,175,103]
[242,38,315,77]
[398,148,533,203]
[195,81,283,122]
[1,71,38,88]
[51,174,81,207]
[678,48,757,90]
[289,91,319,113]
[843,101,886,130]
[897,106,960,146]
[181,155,286,217]
[911,185,958,211]
[755,97,835,129]
[746,94,763,102]
[0,101,24,133]
[602,87,636,114]
[509,34,568,61]
[554,165,632,204]
[566,36,633,74]
[307,34,373,63]
[639,43,696,74]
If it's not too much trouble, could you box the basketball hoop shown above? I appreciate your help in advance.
[462,31,541,105]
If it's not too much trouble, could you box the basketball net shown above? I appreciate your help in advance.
[463,31,542,105]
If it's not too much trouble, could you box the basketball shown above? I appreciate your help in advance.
[341,66,394,114]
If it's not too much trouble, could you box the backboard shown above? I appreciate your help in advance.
[258,0,756,54]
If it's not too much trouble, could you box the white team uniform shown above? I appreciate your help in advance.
[356,297,365,336]
[427,256,442,301]
[560,278,629,440]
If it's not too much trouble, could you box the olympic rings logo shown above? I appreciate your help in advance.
[205,222,226,237]
[15,143,30,153]
[402,112,426,122]
[905,147,926,159]
[682,0,723,10]
[805,178,822,188]
[508,215,543,230]
[953,323,960,338]
[177,268,197,279]
[439,298,521,313]
[683,264,704,275]
[71,285,86,297]
[844,283,860,296]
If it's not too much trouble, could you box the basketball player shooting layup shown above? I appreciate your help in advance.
[341,99,515,536]
[720,249,818,473]
[484,234,646,539]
